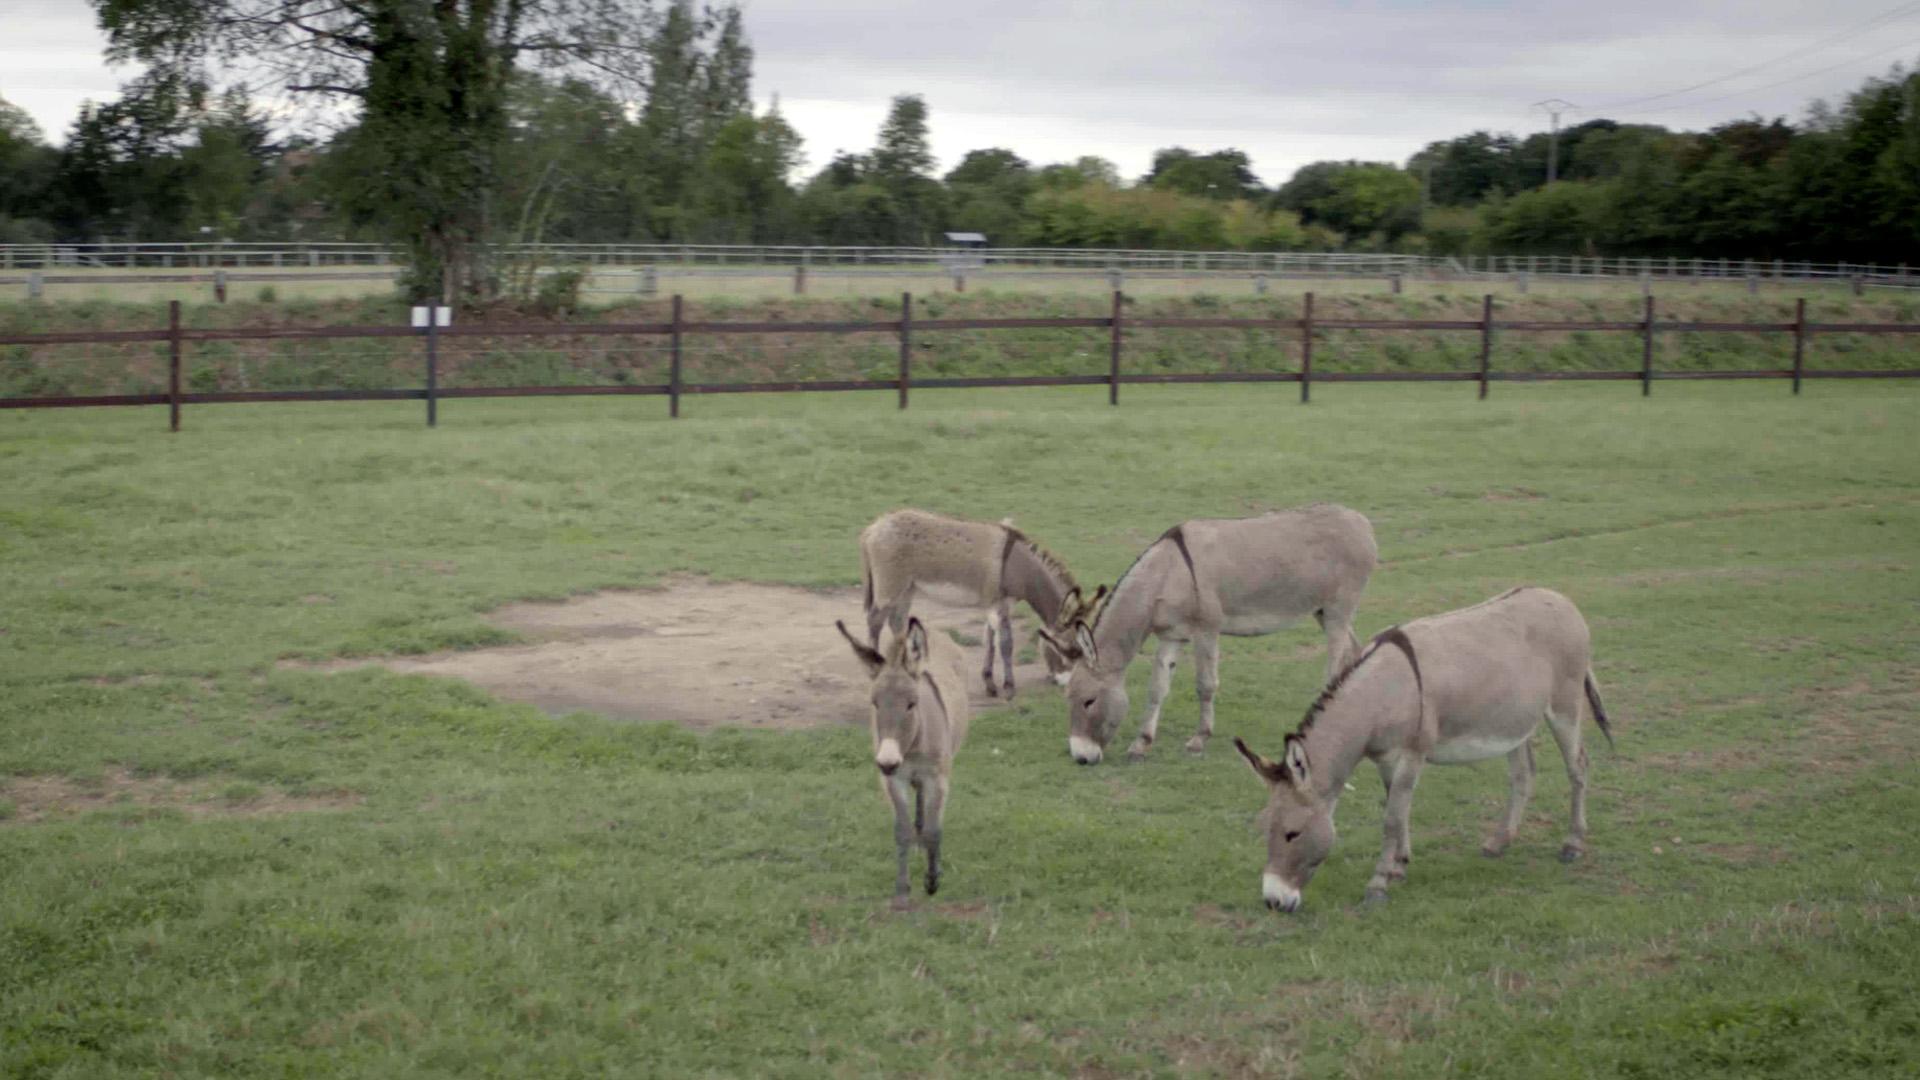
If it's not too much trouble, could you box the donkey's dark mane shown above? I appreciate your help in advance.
[1295,626,1421,736]
[1092,525,1185,633]
[1001,524,1079,593]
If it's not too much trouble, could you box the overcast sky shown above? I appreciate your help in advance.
[4,0,1919,185]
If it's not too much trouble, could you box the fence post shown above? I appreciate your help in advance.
[168,300,182,433]
[1391,273,1403,295]
[1641,293,1655,397]
[953,271,965,293]
[1478,294,1493,400]
[214,269,228,304]
[898,292,912,410]
[1747,275,1758,295]
[794,265,806,295]
[27,270,42,301]
[1108,289,1123,406]
[1254,274,1268,296]
[424,299,440,427]
[1300,291,1314,404]
[1792,297,1806,396]
[1852,275,1864,297]
[669,293,683,419]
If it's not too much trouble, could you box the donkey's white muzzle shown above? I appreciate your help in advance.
[875,738,903,775]
[1069,735,1103,765]
[1263,872,1302,913]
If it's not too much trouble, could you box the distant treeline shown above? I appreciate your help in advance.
[3,12,1918,265]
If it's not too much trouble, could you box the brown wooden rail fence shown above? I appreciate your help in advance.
[3,292,1917,431]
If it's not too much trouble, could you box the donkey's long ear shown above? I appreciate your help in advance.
[836,620,885,678]
[1073,621,1098,666]
[1036,625,1079,662]
[903,617,930,673]
[1282,733,1312,788]
[1060,586,1083,616]
[1234,736,1287,785]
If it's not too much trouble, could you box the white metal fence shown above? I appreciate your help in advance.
[3,243,1916,300]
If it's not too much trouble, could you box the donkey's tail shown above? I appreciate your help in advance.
[1584,671,1616,751]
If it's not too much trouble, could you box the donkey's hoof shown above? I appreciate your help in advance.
[1558,844,1584,864]
[924,874,940,896]
[1481,838,1510,858]
[1126,739,1152,760]
[890,894,912,912]
[1183,736,1209,754]
[983,682,1000,699]
[1362,888,1390,908]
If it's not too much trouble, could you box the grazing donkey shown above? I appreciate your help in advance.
[837,617,972,908]
[1234,586,1614,913]
[1038,504,1376,765]
[859,508,1100,699]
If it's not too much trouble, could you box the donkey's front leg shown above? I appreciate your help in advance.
[981,615,999,697]
[920,774,950,896]
[1482,741,1535,857]
[883,774,915,908]
[1127,637,1182,758]
[1185,633,1220,754]
[1366,754,1423,903]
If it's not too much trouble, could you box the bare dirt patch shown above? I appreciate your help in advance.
[293,576,1058,730]
[0,767,360,826]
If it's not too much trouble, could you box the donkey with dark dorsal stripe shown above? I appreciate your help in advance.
[837,617,972,909]
[1234,586,1614,913]
[859,508,1101,699]
[1037,504,1376,765]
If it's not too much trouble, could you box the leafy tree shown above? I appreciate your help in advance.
[1035,156,1119,191]
[866,94,943,244]
[0,96,59,241]
[700,103,804,241]
[89,0,658,302]
[1276,161,1421,243]
[943,148,1031,242]
[1406,131,1524,206]
[51,73,198,241]
[1143,147,1263,200]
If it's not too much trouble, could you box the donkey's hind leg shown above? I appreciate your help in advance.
[1544,687,1590,863]
[1482,740,1536,857]
[997,600,1016,698]
[1315,599,1364,683]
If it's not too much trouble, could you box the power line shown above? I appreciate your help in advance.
[1619,33,1920,116]
[1594,0,1920,110]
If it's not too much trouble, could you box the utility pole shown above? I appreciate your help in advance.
[1531,99,1576,185]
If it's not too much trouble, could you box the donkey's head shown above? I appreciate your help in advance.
[837,618,933,776]
[1037,619,1126,765]
[1234,735,1335,913]
[1039,585,1108,686]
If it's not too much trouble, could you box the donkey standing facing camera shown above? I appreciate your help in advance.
[837,617,972,908]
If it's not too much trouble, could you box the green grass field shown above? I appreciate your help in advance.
[3,381,1918,1077]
